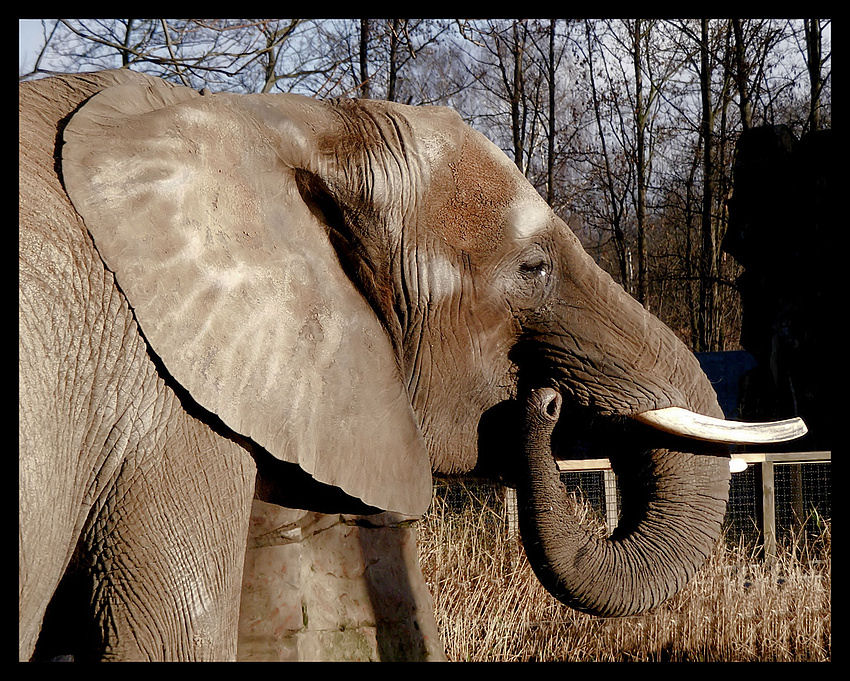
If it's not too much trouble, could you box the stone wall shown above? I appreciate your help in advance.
[238,500,446,661]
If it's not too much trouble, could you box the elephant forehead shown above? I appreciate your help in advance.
[508,196,552,239]
[424,131,520,253]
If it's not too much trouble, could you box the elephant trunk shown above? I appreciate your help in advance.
[516,387,730,617]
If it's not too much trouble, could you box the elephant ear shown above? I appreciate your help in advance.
[61,77,432,515]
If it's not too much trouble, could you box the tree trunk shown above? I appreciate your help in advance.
[120,19,134,67]
[388,19,400,102]
[359,19,371,98]
[731,19,752,130]
[715,22,736,350]
[510,20,526,173]
[804,19,823,132]
[633,19,648,309]
[698,19,717,353]
[261,28,277,94]
[546,19,556,205]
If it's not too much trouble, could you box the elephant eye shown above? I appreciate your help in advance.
[512,247,553,307]
[511,251,553,309]
[519,259,550,279]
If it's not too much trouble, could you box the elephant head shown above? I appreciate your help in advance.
[61,71,805,618]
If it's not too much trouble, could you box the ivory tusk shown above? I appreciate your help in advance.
[634,407,808,444]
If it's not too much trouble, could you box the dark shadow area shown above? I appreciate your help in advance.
[253,448,382,516]
[357,516,439,661]
[30,544,98,662]
[723,125,833,452]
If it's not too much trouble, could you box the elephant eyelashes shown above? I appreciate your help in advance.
[519,260,550,279]
[517,252,553,286]
[511,254,553,310]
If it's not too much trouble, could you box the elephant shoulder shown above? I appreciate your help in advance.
[19,72,149,309]
[20,70,162,127]
[19,70,175,247]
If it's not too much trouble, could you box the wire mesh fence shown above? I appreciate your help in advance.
[433,457,831,550]
[727,460,832,545]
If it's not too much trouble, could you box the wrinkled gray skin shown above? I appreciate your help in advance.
[20,71,730,661]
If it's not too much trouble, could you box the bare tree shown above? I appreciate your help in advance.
[378,20,452,103]
[20,19,351,95]
[19,20,61,80]
[546,20,557,205]
[454,20,552,178]
[631,19,648,307]
[523,19,571,206]
[731,19,753,130]
[359,19,371,97]
[570,20,682,307]
[20,17,828,356]
[385,23,473,107]
[803,19,829,132]
[582,19,634,295]
[387,18,402,101]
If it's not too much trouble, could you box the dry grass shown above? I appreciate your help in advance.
[418,483,831,662]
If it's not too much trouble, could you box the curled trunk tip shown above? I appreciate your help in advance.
[516,386,730,618]
[528,387,562,422]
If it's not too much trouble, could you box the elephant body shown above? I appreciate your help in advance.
[20,71,802,661]
[20,72,253,659]
[19,71,442,661]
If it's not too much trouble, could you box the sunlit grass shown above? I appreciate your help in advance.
[417,482,830,662]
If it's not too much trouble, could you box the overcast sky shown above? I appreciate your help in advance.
[19,19,48,74]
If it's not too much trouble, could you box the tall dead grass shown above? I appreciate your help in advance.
[418,483,830,662]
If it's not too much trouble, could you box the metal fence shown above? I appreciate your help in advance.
[433,451,831,558]
[724,452,831,553]
[555,452,832,556]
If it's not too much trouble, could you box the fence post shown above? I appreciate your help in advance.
[504,486,518,539]
[603,469,619,534]
[789,463,805,539]
[503,486,520,569]
[760,461,777,562]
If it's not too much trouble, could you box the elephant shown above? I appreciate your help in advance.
[19,70,806,661]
